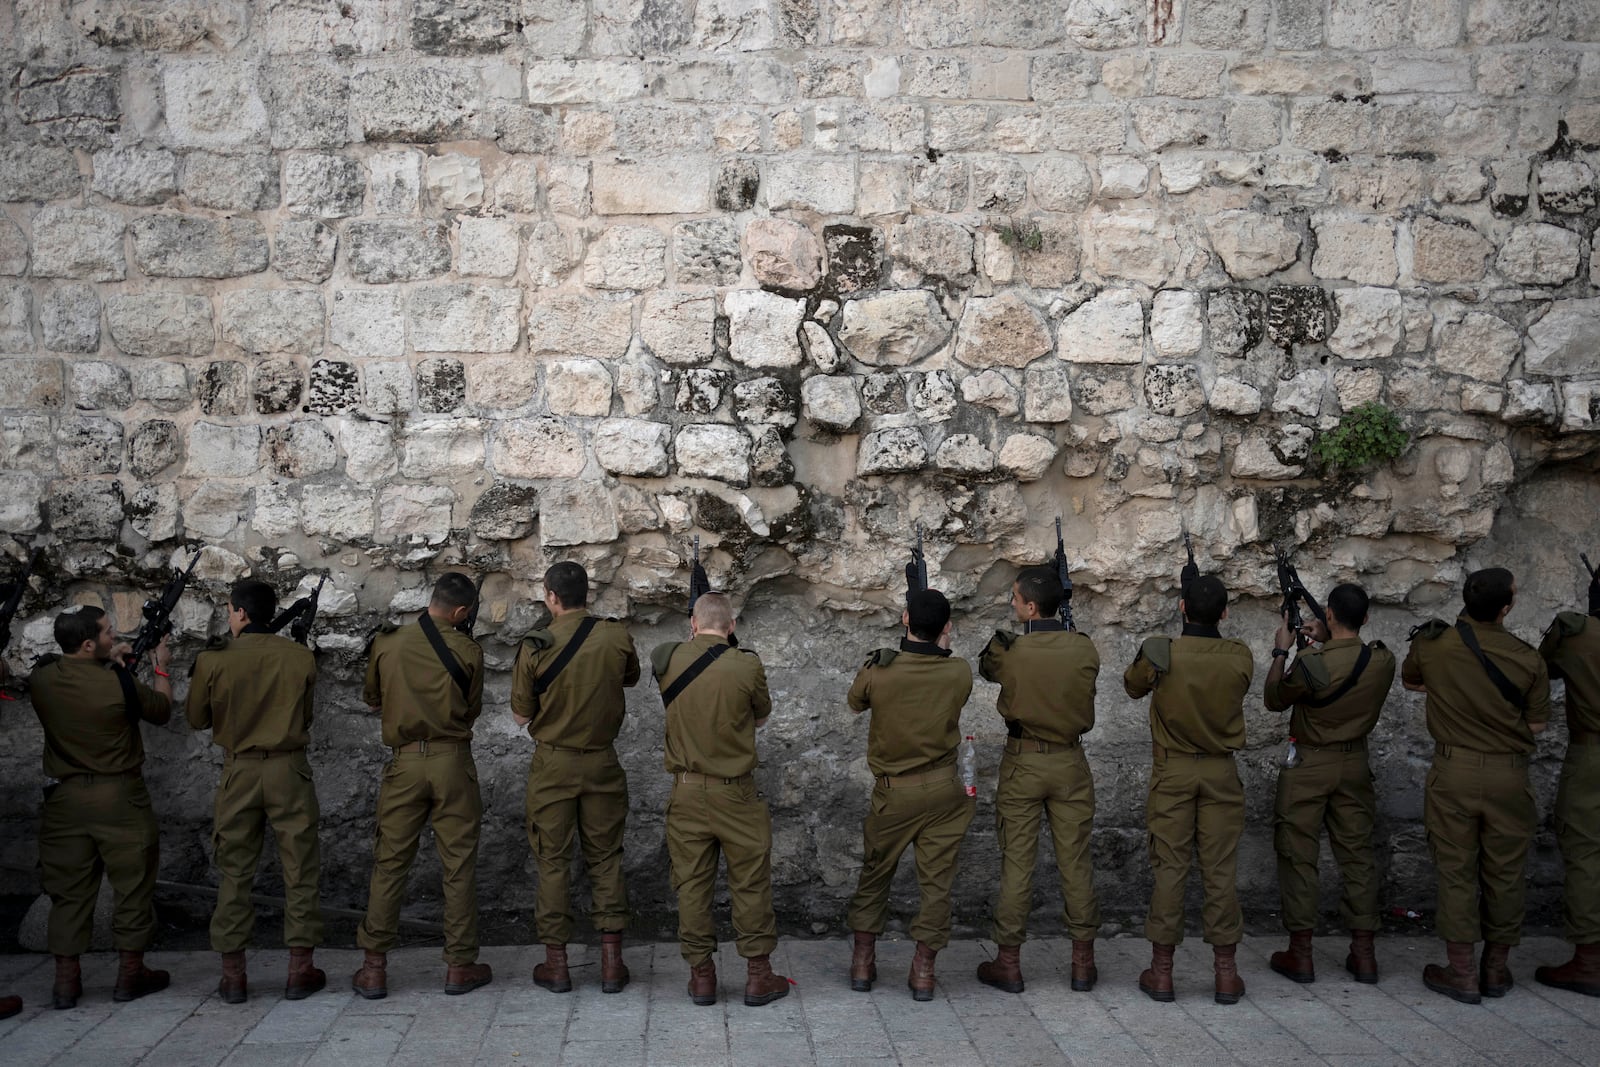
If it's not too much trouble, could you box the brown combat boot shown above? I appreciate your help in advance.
[1270,929,1316,984]
[600,933,629,994]
[1480,941,1514,998]
[1535,943,1600,998]
[113,951,170,1003]
[1346,929,1379,984]
[907,941,937,1002]
[351,950,388,1000]
[444,961,492,996]
[1071,939,1098,992]
[0,994,19,1019]
[1423,940,1481,1004]
[52,955,81,1010]
[534,944,572,993]
[1138,942,1175,1002]
[688,959,717,1006]
[849,931,877,992]
[1213,943,1245,1005]
[976,944,1024,994]
[218,950,248,1004]
[285,947,325,1001]
[744,954,790,1007]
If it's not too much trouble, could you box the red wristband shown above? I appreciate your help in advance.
[153,668,170,678]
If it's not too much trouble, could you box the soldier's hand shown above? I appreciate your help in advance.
[937,627,953,651]
[1274,611,1296,651]
[110,640,134,665]
[153,634,172,671]
[1305,618,1330,644]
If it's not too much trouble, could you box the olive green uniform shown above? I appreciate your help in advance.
[187,631,322,954]
[358,617,485,965]
[1124,626,1254,946]
[978,622,1101,945]
[653,634,777,965]
[1403,617,1550,945]
[30,657,172,957]
[511,609,640,944]
[1539,613,1600,945]
[845,640,975,951]
[1264,638,1396,933]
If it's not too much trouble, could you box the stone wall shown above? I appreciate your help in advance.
[2,0,1599,940]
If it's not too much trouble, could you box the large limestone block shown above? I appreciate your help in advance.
[467,355,538,411]
[1327,287,1403,361]
[264,421,337,479]
[0,217,27,275]
[593,160,712,214]
[340,419,399,482]
[456,217,521,278]
[675,218,743,285]
[744,219,824,290]
[953,293,1052,368]
[764,157,855,214]
[409,286,521,352]
[1434,311,1520,382]
[368,149,422,215]
[1209,378,1262,415]
[640,291,715,366]
[1030,157,1093,210]
[1024,364,1074,422]
[57,417,123,475]
[401,419,486,477]
[837,291,951,366]
[351,65,489,142]
[1088,209,1179,286]
[857,427,928,475]
[595,418,671,476]
[301,485,375,541]
[363,361,415,414]
[675,424,751,485]
[892,216,974,282]
[1059,290,1145,364]
[529,294,634,359]
[583,226,667,290]
[90,147,176,206]
[164,59,269,147]
[182,151,280,211]
[185,422,260,477]
[996,434,1058,481]
[1150,290,1203,357]
[1311,215,1397,285]
[32,207,126,280]
[801,375,862,431]
[1230,429,1310,479]
[1144,364,1205,417]
[347,220,451,283]
[1204,210,1301,279]
[1526,299,1600,377]
[106,293,213,357]
[41,284,100,353]
[131,215,267,278]
[1410,216,1492,283]
[934,433,994,473]
[0,284,31,350]
[960,369,1020,416]
[526,60,648,104]
[330,290,405,357]
[273,220,337,283]
[70,362,129,411]
[0,143,81,202]
[726,290,805,368]
[284,153,366,218]
[546,359,614,416]
[494,417,586,478]
[540,480,620,547]
[221,290,324,355]
[733,377,797,430]
[1496,223,1582,286]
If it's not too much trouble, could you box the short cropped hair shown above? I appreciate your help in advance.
[55,605,105,652]
[230,579,277,627]
[1463,567,1515,623]
[431,572,479,611]
[1325,583,1369,631]
[692,592,735,633]
[1015,566,1063,618]
[544,561,588,609]
[1183,575,1228,626]
[907,588,952,643]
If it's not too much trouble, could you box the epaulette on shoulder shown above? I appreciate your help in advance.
[32,652,60,670]
[649,642,680,679]
[522,628,555,652]
[989,630,1017,651]
[1139,636,1172,673]
[865,647,898,668]
[1408,619,1449,642]
[365,622,399,654]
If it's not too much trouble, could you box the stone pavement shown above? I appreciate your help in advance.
[1,936,1596,1066]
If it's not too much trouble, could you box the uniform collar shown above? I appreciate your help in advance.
[240,624,274,635]
[1181,622,1222,638]
[1456,614,1504,633]
[1022,619,1065,633]
[1321,636,1362,649]
[552,608,591,630]
[693,632,732,647]
[900,637,951,657]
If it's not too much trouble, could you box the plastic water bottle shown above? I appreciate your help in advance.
[1282,736,1301,769]
[959,735,978,797]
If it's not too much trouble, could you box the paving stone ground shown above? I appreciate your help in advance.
[1,936,1596,1066]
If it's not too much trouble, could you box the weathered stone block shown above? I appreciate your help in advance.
[595,418,671,476]
[1265,286,1331,349]
[253,358,304,414]
[164,60,269,147]
[1144,364,1205,417]
[368,149,422,215]
[264,421,338,478]
[424,154,484,210]
[0,217,27,275]
[910,370,957,422]
[1410,216,1492,283]
[284,154,366,218]
[1311,215,1397,285]
[330,290,405,357]
[468,481,539,540]
[744,219,824,291]
[674,368,730,414]
[857,427,927,475]
[1087,209,1177,286]
[409,286,521,352]
[1231,428,1310,478]
[1030,157,1093,211]
[376,484,456,544]
[675,219,743,285]
[361,362,415,415]
[48,480,124,541]
[546,359,614,416]
[33,207,126,280]
[2,415,55,471]
[995,434,1056,481]
[837,291,951,366]
[186,422,261,477]
[351,65,489,143]
[584,227,668,291]
[416,358,466,413]
[338,418,398,482]
[128,420,181,480]
[935,433,995,473]
[301,485,375,541]
[90,147,176,206]
[953,293,1052,369]
[494,417,586,478]
[1210,378,1262,415]
[0,284,31,351]
[221,290,324,355]
[1272,371,1325,417]
[131,362,190,412]
[593,159,712,214]
[199,362,247,416]
[57,417,123,475]
[1525,299,1600,377]
[347,221,452,283]
[675,424,751,485]
[183,482,248,538]
[1538,159,1597,214]
[764,157,855,214]
[727,290,805,369]
[306,359,359,415]
[1502,379,1559,424]
[1208,289,1266,357]
[528,295,634,359]
[456,217,521,278]
[70,362,129,411]
[960,369,1020,416]
[732,377,796,430]
[1205,211,1301,279]
[1150,290,1203,357]
[38,283,97,354]
[1435,311,1520,383]
[131,215,267,278]
[101,292,214,361]
[1327,287,1403,361]
[412,0,520,53]
[1060,290,1144,364]
[1496,223,1582,286]
[273,221,338,283]
[539,480,619,547]
[801,376,862,431]
[263,59,352,150]
[400,418,488,478]
[637,292,713,367]
[0,143,81,202]
[892,216,974,283]
[1023,364,1074,422]
[182,152,280,211]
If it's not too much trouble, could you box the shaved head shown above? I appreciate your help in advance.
[692,592,735,634]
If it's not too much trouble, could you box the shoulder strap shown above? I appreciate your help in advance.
[531,617,599,700]
[418,613,472,699]
[1453,621,1527,712]
[1301,643,1373,709]
[113,664,142,723]
[660,644,730,707]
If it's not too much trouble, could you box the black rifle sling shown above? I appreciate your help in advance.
[660,644,730,707]
[1453,621,1528,712]
[113,664,142,723]
[418,612,472,700]
[1301,643,1373,709]
[531,617,599,701]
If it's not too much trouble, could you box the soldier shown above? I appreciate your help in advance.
[1535,564,1600,997]
[1403,567,1549,1004]
[186,579,323,1004]
[1262,583,1396,985]
[1123,574,1254,1005]
[1,660,21,1019]
[651,592,789,1007]
[351,572,491,998]
[846,588,975,1001]
[512,561,640,994]
[30,606,173,1008]
[975,565,1100,995]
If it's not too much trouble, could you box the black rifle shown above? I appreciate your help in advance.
[1180,528,1199,597]
[1275,548,1328,649]
[1053,516,1075,631]
[457,573,486,637]
[905,523,928,604]
[269,574,328,646]
[1583,552,1598,617]
[127,550,201,673]
[0,548,42,659]
[687,536,737,646]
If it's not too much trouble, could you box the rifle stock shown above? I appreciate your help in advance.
[905,523,928,603]
[127,550,201,673]
[1053,516,1074,631]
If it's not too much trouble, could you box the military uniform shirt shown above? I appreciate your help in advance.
[657,634,770,778]
[363,617,484,746]
[30,657,171,777]
[1540,614,1600,734]
[848,641,973,778]
[511,609,640,749]
[978,624,1098,745]
[1123,629,1253,754]
[187,631,317,754]
[1402,615,1550,753]
[1264,637,1396,747]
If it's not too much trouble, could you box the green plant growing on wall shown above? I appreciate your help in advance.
[996,219,1044,252]
[1312,402,1410,470]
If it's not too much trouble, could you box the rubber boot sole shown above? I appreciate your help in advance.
[1424,974,1481,1005]
[977,973,1024,994]
[534,975,573,994]
[444,976,492,996]
[744,986,789,1007]
[351,977,387,1001]
[908,980,934,1003]
[1345,958,1379,985]
[1271,960,1316,985]
[218,985,248,1005]
[1071,971,1097,992]
[1139,979,1174,1003]
[1214,988,1243,1005]
[1535,972,1600,997]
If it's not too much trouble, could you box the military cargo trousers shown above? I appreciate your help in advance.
[847,769,976,951]
[1145,751,1245,946]
[525,744,630,945]
[991,742,1100,945]
[1424,744,1534,945]
[39,774,160,957]
[1554,740,1600,944]
[1272,743,1380,933]
[666,773,779,965]
[357,744,483,965]
[209,749,324,953]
